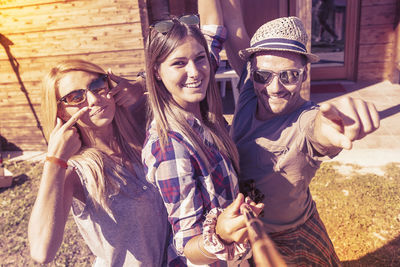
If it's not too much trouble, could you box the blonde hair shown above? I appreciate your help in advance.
[42,59,145,212]
[145,20,239,173]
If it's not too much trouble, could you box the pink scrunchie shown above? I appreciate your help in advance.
[202,207,251,261]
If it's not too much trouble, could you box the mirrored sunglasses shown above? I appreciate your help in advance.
[58,74,109,105]
[151,14,200,35]
[251,69,304,86]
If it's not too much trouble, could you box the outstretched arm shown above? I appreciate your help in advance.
[184,194,248,264]
[220,0,250,75]
[310,97,380,155]
[184,194,264,264]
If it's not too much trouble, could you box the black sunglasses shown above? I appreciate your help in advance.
[58,74,109,105]
[251,69,304,86]
[150,14,200,35]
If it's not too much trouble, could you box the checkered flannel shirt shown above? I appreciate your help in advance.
[142,25,235,266]
[142,116,239,266]
[202,24,227,72]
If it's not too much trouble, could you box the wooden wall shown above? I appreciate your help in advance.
[358,0,399,82]
[1,0,399,151]
[0,0,147,151]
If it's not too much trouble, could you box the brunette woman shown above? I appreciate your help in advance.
[142,1,263,266]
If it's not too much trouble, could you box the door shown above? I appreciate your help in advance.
[310,0,360,80]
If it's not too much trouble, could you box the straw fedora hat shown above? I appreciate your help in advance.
[239,16,319,63]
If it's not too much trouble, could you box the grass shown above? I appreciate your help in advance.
[310,162,400,266]
[1,159,400,266]
[0,160,94,267]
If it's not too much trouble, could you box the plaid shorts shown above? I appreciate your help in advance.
[269,211,342,267]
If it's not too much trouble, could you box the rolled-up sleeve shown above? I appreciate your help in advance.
[202,25,227,71]
[143,136,204,255]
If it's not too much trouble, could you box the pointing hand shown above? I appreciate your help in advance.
[313,97,380,150]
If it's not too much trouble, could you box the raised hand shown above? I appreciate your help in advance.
[107,70,145,108]
[313,97,380,150]
[215,193,246,244]
[216,193,263,244]
[47,107,89,161]
[243,196,264,217]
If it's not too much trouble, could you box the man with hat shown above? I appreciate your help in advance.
[220,0,380,265]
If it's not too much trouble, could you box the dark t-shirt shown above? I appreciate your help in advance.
[231,68,327,233]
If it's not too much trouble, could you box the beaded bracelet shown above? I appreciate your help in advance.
[45,156,68,169]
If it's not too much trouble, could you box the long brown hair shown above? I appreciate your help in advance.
[145,19,239,172]
[42,59,145,212]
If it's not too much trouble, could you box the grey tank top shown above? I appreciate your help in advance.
[70,160,170,267]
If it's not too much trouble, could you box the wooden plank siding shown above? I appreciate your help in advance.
[357,0,399,81]
[0,2,141,34]
[0,0,147,151]
[1,0,398,151]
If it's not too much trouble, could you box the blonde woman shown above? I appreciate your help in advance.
[28,59,169,266]
[142,1,263,266]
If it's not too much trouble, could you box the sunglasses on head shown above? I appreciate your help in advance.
[58,74,109,105]
[150,14,200,35]
[251,69,304,86]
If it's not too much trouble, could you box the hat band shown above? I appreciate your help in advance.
[251,38,307,53]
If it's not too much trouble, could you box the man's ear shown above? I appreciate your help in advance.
[248,59,255,82]
[302,65,308,82]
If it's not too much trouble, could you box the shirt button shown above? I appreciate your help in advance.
[143,185,148,190]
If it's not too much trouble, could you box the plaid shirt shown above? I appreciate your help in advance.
[143,25,233,266]
[142,115,239,266]
[202,24,227,72]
